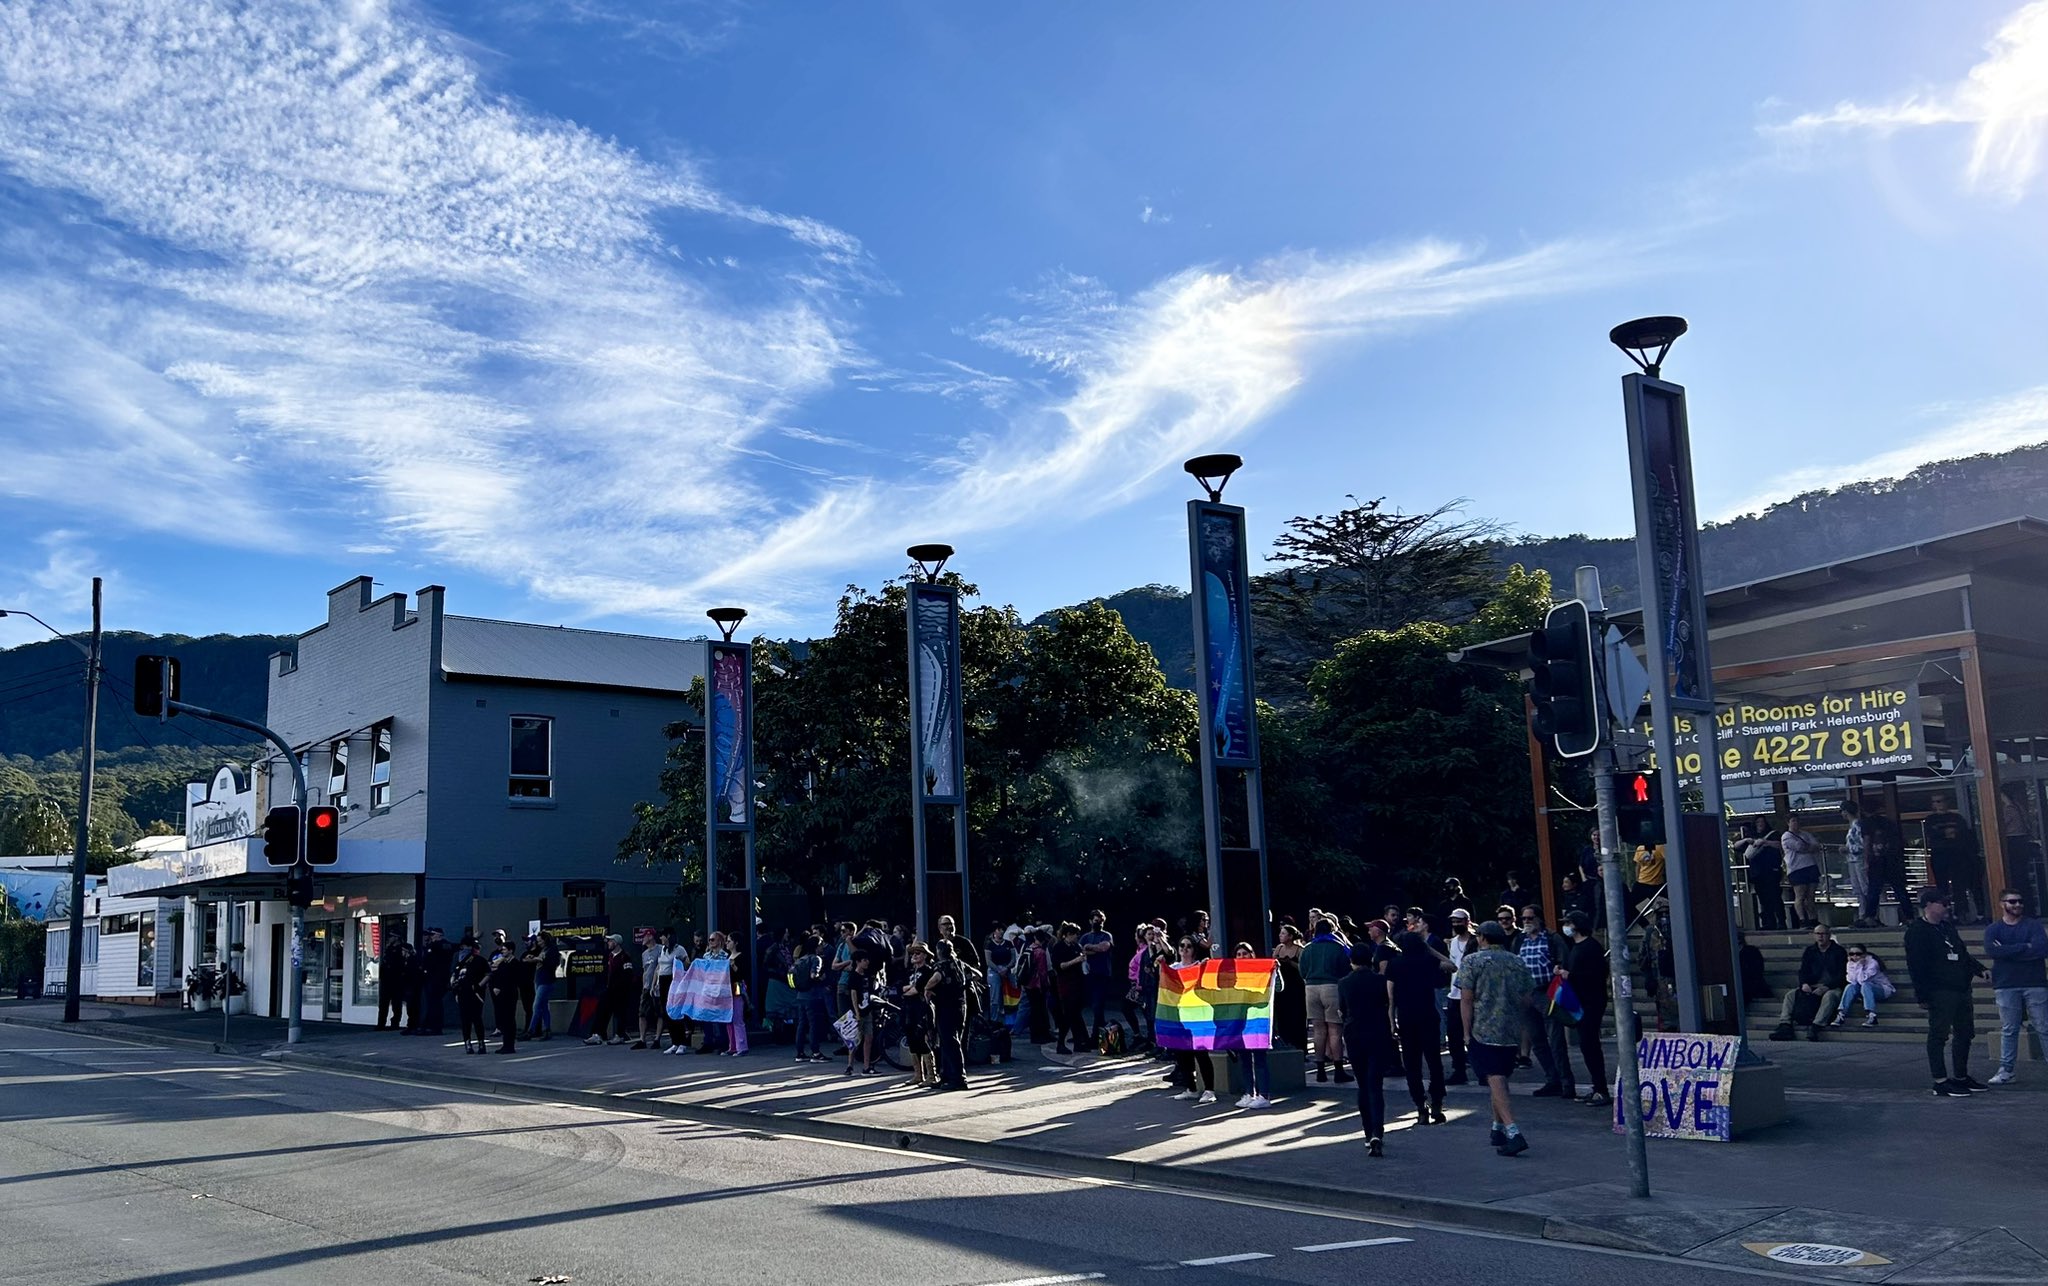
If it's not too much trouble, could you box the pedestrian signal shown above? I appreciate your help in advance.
[1613,770,1667,847]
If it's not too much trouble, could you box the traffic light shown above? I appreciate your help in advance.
[1613,769,1668,848]
[1528,600,1600,757]
[304,805,340,866]
[132,654,181,719]
[286,868,316,909]
[261,805,300,868]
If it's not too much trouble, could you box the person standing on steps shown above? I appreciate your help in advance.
[1457,920,1537,1157]
[1922,794,1981,921]
[1983,889,2048,1085]
[1339,939,1399,1156]
[1781,815,1823,929]
[1904,889,1989,1096]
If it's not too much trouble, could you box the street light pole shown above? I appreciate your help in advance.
[65,579,102,1023]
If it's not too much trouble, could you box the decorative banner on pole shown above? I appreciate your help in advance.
[1193,504,1257,767]
[908,583,965,804]
[1612,1031,1738,1141]
[1154,958,1275,1051]
[708,643,752,827]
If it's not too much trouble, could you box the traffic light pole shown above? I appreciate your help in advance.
[61,578,102,1024]
[166,694,309,1044]
[1576,568,1650,1199]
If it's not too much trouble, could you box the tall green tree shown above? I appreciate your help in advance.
[1255,496,1505,705]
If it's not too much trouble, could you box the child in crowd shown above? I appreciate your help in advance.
[1833,944,1893,1028]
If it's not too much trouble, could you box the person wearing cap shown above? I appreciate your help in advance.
[1441,909,1475,1084]
[1984,888,2048,1085]
[1905,888,1989,1096]
[1455,919,1537,1157]
[486,929,521,1054]
[451,933,489,1054]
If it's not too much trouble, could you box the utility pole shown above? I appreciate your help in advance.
[62,578,102,1025]
[1577,567,1650,1197]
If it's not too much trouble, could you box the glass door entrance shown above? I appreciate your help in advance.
[300,922,346,1020]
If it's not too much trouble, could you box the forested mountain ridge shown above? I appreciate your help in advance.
[1073,441,2048,682]
[3,440,2042,837]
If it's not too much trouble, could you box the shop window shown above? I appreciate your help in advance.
[352,914,410,1006]
[370,721,393,809]
[137,914,157,988]
[328,737,350,811]
[509,716,553,798]
[101,912,138,935]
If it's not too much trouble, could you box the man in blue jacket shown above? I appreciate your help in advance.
[1984,888,2048,1085]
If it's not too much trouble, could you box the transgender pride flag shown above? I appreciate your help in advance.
[1155,959,1275,1051]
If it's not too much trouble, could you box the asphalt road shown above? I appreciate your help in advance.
[0,1024,1798,1286]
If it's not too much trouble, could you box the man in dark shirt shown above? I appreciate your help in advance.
[1904,889,1988,1096]
[1922,795,1981,920]
[1049,922,1090,1054]
[1391,909,1449,1124]
[1078,911,1116,1043]
[1769,923,1847,1040]
[415,926,453,1035]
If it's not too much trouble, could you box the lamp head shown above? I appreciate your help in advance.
[1183,453,1243,502]
[1609,315,1688,378]
[705,607,748,641]
[906,543,954,582]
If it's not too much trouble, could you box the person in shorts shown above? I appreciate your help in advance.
[1456,920,1538,1156]
[1300,918,1352,1083]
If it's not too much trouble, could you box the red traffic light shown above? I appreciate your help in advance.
[1631,773,1652,803]
[304,805,340,865]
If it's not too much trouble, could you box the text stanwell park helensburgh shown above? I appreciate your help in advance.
[1649,682,1926,787]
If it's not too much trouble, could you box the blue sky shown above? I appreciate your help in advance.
[1,1,2044,649]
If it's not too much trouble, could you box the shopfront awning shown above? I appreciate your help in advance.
[107,838,425,898]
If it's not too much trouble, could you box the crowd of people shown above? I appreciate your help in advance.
[362,871,2048,1152]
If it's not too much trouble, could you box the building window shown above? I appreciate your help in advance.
[328,737,350,810]
[370,722,393,809]
[509,716,553,798]
[101,913,138,936]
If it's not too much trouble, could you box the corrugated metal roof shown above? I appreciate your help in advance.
[441,616,703,693]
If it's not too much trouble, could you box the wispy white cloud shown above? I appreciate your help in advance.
[688,237,1624,597]
[0,531,116,648]
[0,2,1617,628]
[1715,384,2048,520]
[1764,1,2048,200]
[0,0,860,624]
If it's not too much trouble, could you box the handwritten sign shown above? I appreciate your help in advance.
[1613,1032,1738,1142]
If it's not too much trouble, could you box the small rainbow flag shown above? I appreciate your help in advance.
[1155,959,1275,1051]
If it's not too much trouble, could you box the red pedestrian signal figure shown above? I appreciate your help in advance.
[1613,770,1666,847]
[304,805,340,866]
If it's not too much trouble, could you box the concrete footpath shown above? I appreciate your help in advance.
[6,999,2045,1283]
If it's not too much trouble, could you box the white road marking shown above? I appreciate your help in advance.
[978,1275,1106,1286]
[1180,1252,1274,1266]
[1295,1236,1413,1252]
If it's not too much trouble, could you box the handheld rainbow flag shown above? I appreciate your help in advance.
[1155,958,1275,1051]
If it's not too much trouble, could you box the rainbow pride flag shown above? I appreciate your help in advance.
[1155,959,1275,1051]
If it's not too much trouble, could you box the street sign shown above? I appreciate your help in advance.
[1604,625,1650,726]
